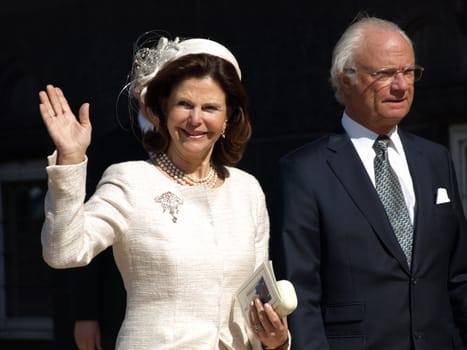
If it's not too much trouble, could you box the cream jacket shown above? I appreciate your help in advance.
[42,154,271,349]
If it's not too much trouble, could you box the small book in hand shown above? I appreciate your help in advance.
[236,260,297,320]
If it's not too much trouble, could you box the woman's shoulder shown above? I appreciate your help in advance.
[101,159,158,182]
[104,159,150,172]
[107,159,151,169]
[226,166,256,180]
[225,166,263,190]
[223,167,267,210]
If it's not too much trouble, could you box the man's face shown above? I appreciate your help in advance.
[342,28,416,135]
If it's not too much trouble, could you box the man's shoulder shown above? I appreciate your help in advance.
[281,133,346,162]
[399,129,449,155]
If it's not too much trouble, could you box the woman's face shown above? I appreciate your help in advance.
[165,76,227,163]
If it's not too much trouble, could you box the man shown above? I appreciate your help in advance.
[279,16,467,349]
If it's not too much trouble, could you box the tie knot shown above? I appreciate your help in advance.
[373,135,390,153]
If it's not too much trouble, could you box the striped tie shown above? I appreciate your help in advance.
[373,136,413,268]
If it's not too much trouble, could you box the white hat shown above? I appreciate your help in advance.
[176,38,241,79]
[130,36,241,103]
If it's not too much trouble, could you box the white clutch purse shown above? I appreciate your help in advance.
[275,280,298,317]
[237,261,298,319]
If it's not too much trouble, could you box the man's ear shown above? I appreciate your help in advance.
[339,73,353,95]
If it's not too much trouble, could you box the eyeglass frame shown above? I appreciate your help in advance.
[343,65,425,83]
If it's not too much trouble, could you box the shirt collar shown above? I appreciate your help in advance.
[341,111,404,155]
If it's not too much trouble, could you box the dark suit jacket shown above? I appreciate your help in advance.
[279,129,467,350]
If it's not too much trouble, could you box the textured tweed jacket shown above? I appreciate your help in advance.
[42,154,271,350]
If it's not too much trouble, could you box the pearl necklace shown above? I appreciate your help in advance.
[154,153,217,188]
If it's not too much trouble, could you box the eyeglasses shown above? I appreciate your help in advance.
[344,65,425,83]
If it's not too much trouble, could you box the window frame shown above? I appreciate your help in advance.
[449,123,467,217]
[0,159,53,340]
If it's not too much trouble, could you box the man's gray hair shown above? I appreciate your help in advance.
[329,16,414,104]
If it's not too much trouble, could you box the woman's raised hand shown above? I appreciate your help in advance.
[39,84,92,165]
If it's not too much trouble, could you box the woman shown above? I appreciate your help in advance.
[39,35,290,349]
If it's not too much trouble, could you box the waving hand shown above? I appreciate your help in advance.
[39,84,92,165]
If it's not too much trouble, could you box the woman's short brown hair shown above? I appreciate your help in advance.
[142,53,251,175]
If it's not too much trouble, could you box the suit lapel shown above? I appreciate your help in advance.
[326,133,411,274]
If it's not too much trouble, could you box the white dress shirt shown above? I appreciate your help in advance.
[341,112,416,224]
